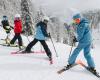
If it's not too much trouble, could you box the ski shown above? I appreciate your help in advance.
[0,38,11,42]
[57,63,78,74]
[77,60,100,78]
[0,43,18,47]
[11,51,46,54]
[1,39,10,41]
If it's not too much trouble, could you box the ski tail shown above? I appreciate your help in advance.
[77,60,100,78]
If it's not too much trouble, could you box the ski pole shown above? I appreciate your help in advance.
[40,42,43,52]
[68,42,74,60]
[26,35,30,43]
[49,33,58,57]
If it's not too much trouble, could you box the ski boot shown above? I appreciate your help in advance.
[21,50,32,54]
[48,55,53,64]
[65,63,78,70]
[19,46,24,50]
[88,67,97,74]
[65,64,73,70]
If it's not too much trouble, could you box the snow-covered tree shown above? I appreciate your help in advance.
[21,0,34,35]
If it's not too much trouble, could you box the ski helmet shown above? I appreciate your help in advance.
[15,14,21,18]
[43,16,49,21]
[3,15,8,20]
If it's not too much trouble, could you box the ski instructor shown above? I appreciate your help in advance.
[66,13,96,72]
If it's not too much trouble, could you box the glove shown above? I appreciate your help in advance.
[73,36,78,42]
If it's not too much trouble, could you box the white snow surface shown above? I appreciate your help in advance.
[0,27,100,80]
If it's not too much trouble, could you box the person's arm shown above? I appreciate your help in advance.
[1,21,9,30]
[41,25,48,37]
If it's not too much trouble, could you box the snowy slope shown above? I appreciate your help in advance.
[0,27,100,80]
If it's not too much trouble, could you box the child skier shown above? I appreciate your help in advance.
[9,14,23,49]
[23,16,52,62]
[66,13,96,72]
[1,15,13,44]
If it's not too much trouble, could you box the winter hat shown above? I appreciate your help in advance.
[73,13,81,20]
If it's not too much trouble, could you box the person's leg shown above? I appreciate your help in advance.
[17,33,23,46]
[25,38,38,52]
[10,33,18,44]
[6,32,10,44]
[68,43,84,65]
[40,40,52,58]
[84,43,95,68]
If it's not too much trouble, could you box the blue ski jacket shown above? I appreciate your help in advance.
[76,18,92,44]
[34,21,48,40]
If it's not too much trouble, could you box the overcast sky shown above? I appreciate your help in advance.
[32,0,100,22]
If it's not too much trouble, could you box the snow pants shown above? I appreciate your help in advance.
[68,43,95,68]
[10,33,22,46]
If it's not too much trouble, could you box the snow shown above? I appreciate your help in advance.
[0,27,100,80]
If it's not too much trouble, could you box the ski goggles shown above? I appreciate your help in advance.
[73,18,80,24]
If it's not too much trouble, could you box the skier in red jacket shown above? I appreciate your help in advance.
[10,14,23,49]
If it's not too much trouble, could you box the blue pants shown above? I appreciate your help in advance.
[68,43,95,68]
